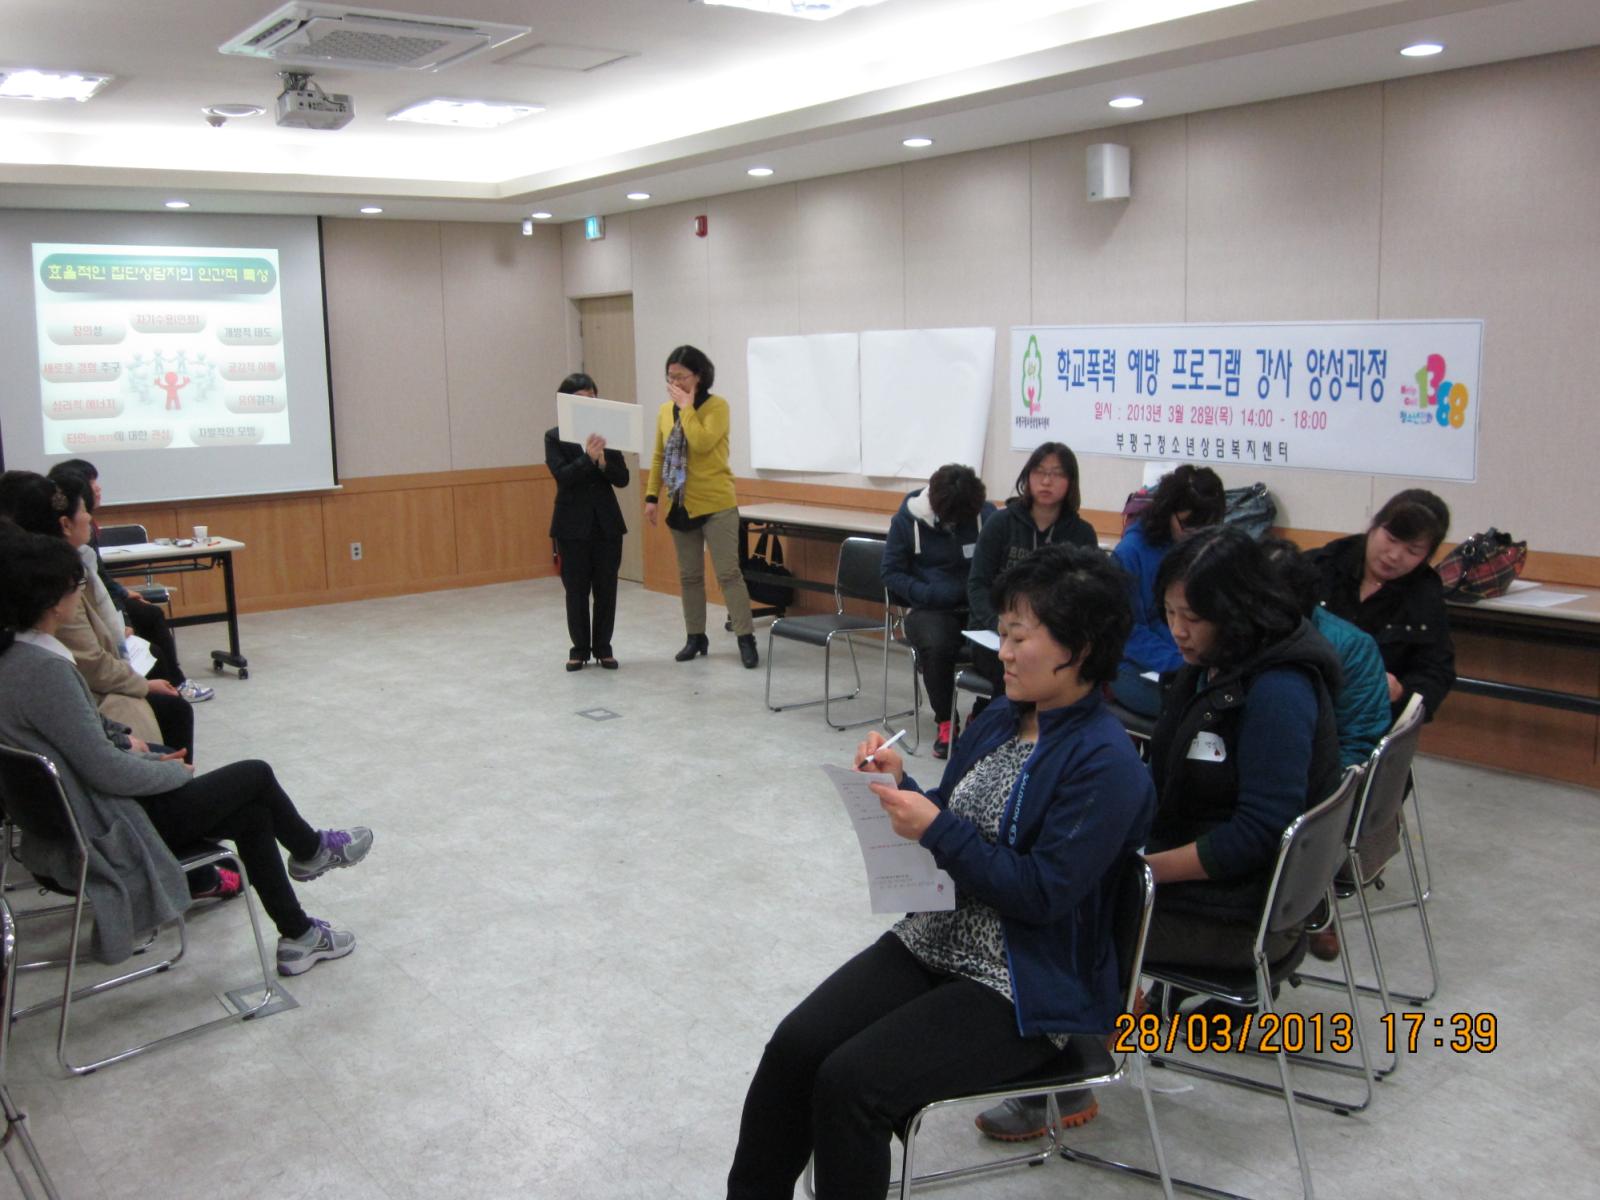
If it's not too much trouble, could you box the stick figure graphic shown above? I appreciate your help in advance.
[156,371,190,411]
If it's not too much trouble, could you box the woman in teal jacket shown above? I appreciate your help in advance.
[726,546,1153,1200]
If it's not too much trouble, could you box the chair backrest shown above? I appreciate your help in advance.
[836,536,889,606]
[96,523,149,547]
[1258,766,1364,938]
[1349,694,1425,873]
[0,745,81,847]
[1109,855,1158,1014]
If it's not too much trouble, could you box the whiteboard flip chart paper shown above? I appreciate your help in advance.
[748,334,861,472]
[860,328,994,479]
[557,392,643,455]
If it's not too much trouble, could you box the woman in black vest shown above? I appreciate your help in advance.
[545,373,629,671]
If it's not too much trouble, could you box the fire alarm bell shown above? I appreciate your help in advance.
[693,214,708,238]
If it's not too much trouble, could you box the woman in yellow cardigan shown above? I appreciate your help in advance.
[645,345,758,668]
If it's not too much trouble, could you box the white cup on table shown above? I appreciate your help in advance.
[193,525,209,544]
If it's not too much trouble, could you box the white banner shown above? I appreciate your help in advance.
[1009,320,1483,481]
[860,327,993,479]
[748,333,861,472]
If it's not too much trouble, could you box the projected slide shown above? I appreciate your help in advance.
[32,243,290,456]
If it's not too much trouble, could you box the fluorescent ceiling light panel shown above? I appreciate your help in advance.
[1400,42,1444,57]
[902,136,933,148]
[700,0,888,20]
[387,97,543,127]
[164,199,191,208]
[1108,95,1144,108]
[530,211,553,219]
[747,166,775,176]
[0,69,114,102]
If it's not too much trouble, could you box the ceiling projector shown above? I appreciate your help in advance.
[275,71,353,130]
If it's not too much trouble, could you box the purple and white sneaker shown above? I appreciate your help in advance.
[287,827,373,882]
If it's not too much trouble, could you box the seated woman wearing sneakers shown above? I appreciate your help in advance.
[726,546,1154,1199]
[0,526,372,975]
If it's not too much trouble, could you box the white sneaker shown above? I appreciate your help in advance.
[276,918,356,976]
[179,680,215,702]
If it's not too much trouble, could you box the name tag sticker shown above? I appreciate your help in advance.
[963,543,975,559]
[1186,732,1226,762]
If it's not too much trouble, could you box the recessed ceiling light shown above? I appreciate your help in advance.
[1108,96,1144,109]
[627,192,651,201]
[0,68,113,102]
[164,200,191,209]
[530,211,553,220]
[902,136,933,148]
[387,98,544,128]
[747,166,775,177]
[203,103,264,119]
[701,0,888,20]
[1400,42,1445,57]
[359,206,383,214]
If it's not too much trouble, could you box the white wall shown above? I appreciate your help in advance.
[558,47,1599,553]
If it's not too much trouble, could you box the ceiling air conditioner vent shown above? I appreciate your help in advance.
[219,3,529,72]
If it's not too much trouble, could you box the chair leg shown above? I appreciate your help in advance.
[1261,959,1318,1200]
[0,1086,61,1200]
[822,634,875,730]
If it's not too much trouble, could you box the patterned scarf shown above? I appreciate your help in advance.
[661,413,689,504]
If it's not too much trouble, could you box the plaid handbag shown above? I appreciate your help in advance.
[1436,528,1527,600]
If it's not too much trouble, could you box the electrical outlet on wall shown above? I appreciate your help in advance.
[350,542,363,561]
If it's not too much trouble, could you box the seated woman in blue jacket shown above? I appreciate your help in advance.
[880,463,995,760]
[1109,464,1225,717]
[726,545,1155,1200]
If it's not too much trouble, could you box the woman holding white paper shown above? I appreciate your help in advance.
[725,545,1154,1199]
[644,345,758,669]
[545,372,629,671]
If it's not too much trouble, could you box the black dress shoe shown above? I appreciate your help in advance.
[674,634,710,662]
[737,634,759,669]
[565,658,585,672]
[598,657,619,670]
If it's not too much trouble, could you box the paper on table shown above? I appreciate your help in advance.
[557,392,643,455]
[1505,579,1538,593]
[822,764,955,914]
[124,635,157,676]
[1488,588,1583,609]
[100,543,163,556]
[962,629,1000,651]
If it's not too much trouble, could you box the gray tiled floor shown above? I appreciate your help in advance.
[4,578,1597,1198]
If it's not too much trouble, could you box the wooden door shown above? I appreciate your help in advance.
[576,295,643,582]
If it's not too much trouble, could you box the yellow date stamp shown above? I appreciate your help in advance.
[1111,1011,1355,1055]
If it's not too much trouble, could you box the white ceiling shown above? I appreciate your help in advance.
[2,0,1597,223]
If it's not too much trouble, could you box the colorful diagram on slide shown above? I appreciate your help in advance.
[32,243,290,454]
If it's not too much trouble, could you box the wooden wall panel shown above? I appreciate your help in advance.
[322,488,458,592]
[179,496,328,611]
[453,480,554,580]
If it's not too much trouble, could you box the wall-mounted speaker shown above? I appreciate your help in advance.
[1087,143,1131,202]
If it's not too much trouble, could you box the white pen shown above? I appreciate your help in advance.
[863,728,908,766]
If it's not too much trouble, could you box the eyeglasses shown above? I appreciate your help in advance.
[666,370,697,387]
[1029,468,1068,481]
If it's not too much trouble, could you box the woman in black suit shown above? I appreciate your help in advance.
[545,373,629,671]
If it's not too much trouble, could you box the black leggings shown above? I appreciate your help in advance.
[726,932,1060,1200]
[145,690,195,764]
[138,760,320,939]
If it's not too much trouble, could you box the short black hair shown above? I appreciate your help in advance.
[926,464,986,527]
[54,458,98,481]
[1155,524,1300,671]
[1013,442,1082,516]
[558,372,598,395]
[0,471,78,540]
[1370,488,1450,558]
[47,462,95,513]
[991,544,1131,688]
[0,524,84,645]
[665,345,715,403]
[1140,464,1225,545]
[1260,536,1318,617]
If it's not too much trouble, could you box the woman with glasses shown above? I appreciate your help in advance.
[0,470,193,759]
[1109,464,1225,717]
[0,526,371,974]
[644,345,759,669]
[965,443,1097,697]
